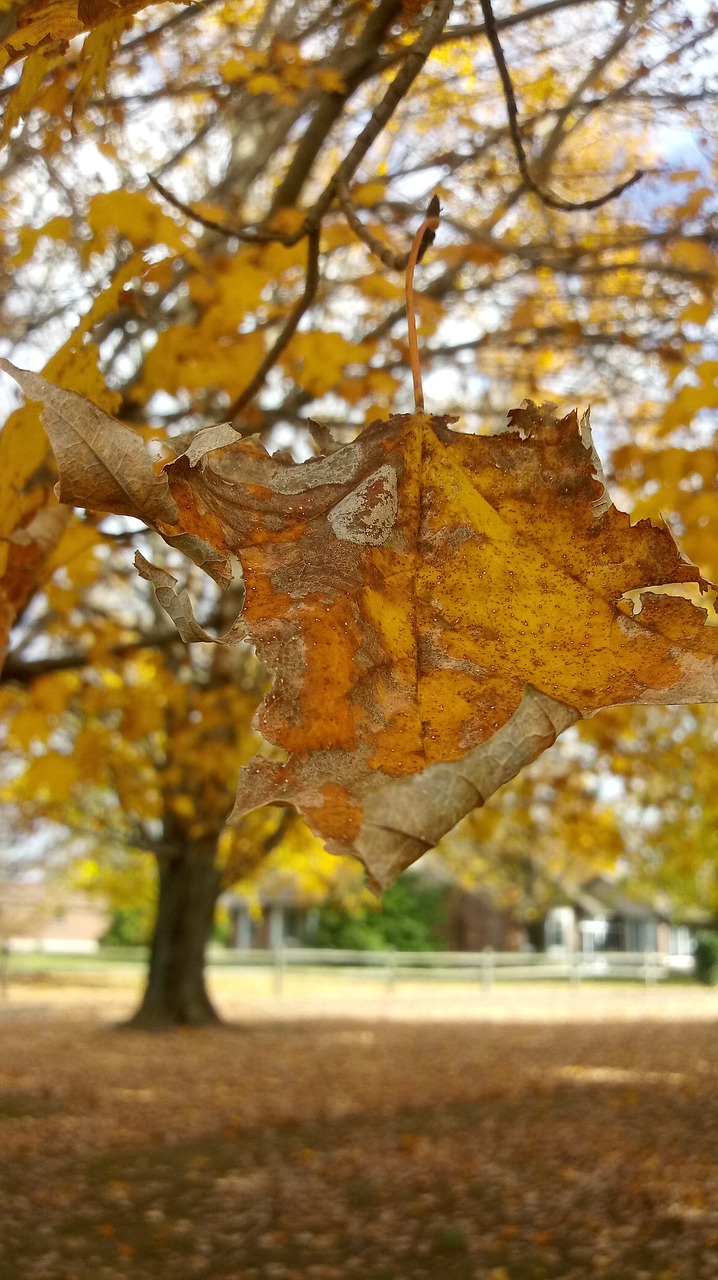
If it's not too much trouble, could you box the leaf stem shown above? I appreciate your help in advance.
[405,195,440,413]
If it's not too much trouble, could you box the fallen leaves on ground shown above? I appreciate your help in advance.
[1,979,718,1280]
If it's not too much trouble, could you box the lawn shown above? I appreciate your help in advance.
[1,975,717,1280]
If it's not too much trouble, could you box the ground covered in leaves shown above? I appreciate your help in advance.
[1,977,718,1280]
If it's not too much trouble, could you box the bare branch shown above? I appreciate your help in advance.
[337,183,409,271]
[230,226,322,423]
[378,0,598,69]
[1,626,186,684]
[478,0,644,213]
[268,0,405,215]
[306,0,455,227]
[148,176,302,246]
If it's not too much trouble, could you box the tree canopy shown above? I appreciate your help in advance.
[2,0,718,1022]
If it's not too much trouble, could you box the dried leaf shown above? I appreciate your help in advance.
[349,686,579,888]
[134,553,247,646]
[0,0,158,69]
[0,361,179,525]
[0,262,150,666]
[7,370,718,886]
[182,423,241,468]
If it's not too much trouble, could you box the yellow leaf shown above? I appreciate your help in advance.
[359,275,404,301]
[0,47,60,145]
[675,188,712,219]
[135,327,264,400]
[172,795,195,817]
[7,707,52,749]
[682,297,713,326]
[87,190,189,257]
[282,331,374,397]
[351,182,386,208]
[246,72,282,95]
[74,15,131,108]
[44,520,103,578]
[19,753,79,801]
[315,67,345,93]
[669,241,716,274]
[220,57,249,82]
[0,0,158,73]
[10,215,72,268]
[364,402,391,425]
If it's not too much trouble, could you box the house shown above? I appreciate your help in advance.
[544,875,697,966]
[222,888,315,950]
[220,864,701,963]
[0,881,110,953]
[443,884,525,952]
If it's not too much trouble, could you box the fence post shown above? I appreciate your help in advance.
[481,946,494,991]
[384,947,397,994]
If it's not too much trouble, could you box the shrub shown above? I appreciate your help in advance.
[312,879,447,951]
[694,932,718,986]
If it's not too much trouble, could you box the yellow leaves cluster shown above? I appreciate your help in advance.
[73,13,130,111]
[2,11,135,142]
[72,845,156,913]
[0,46,60,145]
[87,190,189,259]
[223,811,362,908]
[13,751,81,802]
[220,41,345,105]
[10,215,72,268]
[136,325,265,402]
[0,253,152,660]
[660,362,718,435]
[4,705,52,750]
[669,238,717,277]
[350,181,387,208]
[2,640,265,851]
[281,331,375,398]
[132,240,311,405]
[613,440,718,581]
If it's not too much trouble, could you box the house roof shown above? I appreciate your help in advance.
[577,876,669,921]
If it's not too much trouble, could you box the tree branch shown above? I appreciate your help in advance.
[230,226,321,423]
[378,0,598,69]
[2,626,188,684]
[268,0,405,215]
[478,0,644,213]
[148,176,300,246]
[306,0,455,228]
[337,183,409,271]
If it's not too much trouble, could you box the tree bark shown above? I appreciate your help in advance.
[126,848,222,1030]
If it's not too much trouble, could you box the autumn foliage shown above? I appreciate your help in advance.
[4,356,718,895]
[2,0,718,1020]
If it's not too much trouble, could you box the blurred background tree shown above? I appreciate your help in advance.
[2,0,718,1023]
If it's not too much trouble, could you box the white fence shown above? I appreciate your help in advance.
[209,947,686,988]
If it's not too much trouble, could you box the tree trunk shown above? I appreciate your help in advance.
[126,848,222,1030]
